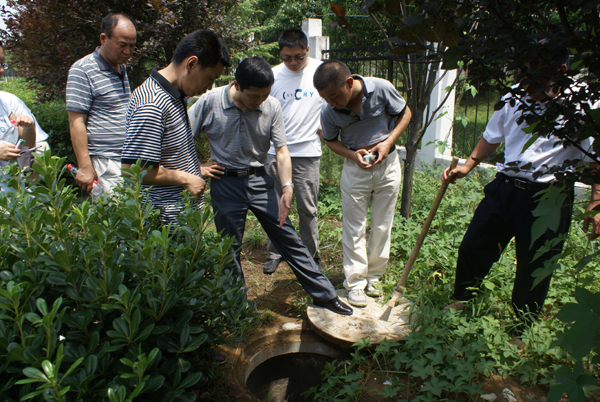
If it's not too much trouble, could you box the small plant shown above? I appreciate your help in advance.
[0,153,254,401]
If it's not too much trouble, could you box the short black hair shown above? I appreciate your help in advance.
[313,60,351,91]
[172,29,231,68]
[101,13,135,39]
[278,29,308,50]
[235,57,274,91]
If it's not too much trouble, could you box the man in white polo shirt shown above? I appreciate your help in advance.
[443,47,600,347]
[66,13,136,197]
[264,28,325,275]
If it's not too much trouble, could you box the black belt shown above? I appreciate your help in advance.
[499,174,552,191]
[349,144,396,152]
[223,166,265,177]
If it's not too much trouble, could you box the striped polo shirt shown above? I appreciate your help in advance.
[66,47,131,159]
[121,68,203,225]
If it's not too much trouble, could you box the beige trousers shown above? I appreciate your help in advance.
[341,150,401,290]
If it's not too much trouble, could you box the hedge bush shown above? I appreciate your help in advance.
[0,153,253,401]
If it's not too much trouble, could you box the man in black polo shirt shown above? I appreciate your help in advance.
[121,29,228,224]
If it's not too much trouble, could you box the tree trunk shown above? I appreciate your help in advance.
[400,116,423,218]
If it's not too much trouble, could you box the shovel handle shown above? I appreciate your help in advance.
[388,157,459,304]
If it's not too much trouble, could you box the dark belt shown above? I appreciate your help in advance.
[499,174,552,191]
[223,166,265,177]
[349,144,396,152]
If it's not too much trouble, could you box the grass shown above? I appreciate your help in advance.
[239,159,600,401]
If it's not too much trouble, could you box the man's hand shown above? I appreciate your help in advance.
[183,174,206,198]
[13,114,34,130]
[583,200,600,240]
[354,149,372,169]
[200,161,225,180]
[442,165,471,184]
[368,142,391,164]
[75,164,97,193]
[0,142,21,161]
[278,186,293,227]
[316,126,322,139]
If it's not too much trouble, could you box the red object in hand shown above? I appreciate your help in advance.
[10,120,16,124]
[66,163,102,196]
[66,163,78,177]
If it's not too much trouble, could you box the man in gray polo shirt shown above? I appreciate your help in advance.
[314,60,412,308]
[189,57,353,316]
[66,13,136,196]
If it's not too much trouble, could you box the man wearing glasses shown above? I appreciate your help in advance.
[66,13,136,198]
[263,29,326,275]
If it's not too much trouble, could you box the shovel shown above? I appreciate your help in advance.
[380,156,459,321]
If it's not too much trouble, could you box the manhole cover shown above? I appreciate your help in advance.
[308,289,415,346]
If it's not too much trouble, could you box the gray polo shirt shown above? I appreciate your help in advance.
[66,47,131,159]
[188,84,286,169]
[321,75,406,150]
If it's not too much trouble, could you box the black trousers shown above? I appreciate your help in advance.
[211,170,337,302]
[454,174,573,321]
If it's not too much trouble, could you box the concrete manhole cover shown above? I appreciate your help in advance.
[308,289,415,346]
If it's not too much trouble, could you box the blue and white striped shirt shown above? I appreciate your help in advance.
[121,68,203,225]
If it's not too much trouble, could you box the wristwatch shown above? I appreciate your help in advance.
[282,182,294,190]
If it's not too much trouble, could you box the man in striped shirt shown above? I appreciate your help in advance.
[66,13,136,197]
[121,30,229,225]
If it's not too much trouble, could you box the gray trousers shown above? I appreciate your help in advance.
[265,154,320,260]
[211,170,337,301]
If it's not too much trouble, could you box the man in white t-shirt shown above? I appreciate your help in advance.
[264,28,325,275]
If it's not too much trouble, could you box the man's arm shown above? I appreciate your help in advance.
[583,162,600,240]
[274,145,293,228]
[442,138,501,183]
[369,106,412,164]
[68,111,96,192]
[121,163,206,198]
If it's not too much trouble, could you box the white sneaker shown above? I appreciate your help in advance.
[347,289,367,307]
[365,281,382,297]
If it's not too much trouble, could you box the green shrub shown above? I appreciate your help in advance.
[0,154,253,401]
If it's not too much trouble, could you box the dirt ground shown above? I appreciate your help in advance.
[207,244,588,402]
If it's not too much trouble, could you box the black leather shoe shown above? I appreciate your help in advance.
[313,296,353,315]
[263,257,282,275]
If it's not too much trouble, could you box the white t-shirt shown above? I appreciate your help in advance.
[268,57,324,157]
[483,85,595,183]
[0,91,49,142]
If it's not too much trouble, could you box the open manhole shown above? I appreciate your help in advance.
[227,322,348,401]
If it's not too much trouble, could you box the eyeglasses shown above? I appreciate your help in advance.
[0,63,8,69]
[281,54,307,63]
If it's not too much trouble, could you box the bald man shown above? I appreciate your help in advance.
[66,13,137,197]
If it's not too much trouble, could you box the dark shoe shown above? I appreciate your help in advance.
[313,296,353,315]
[263,257,282,275]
